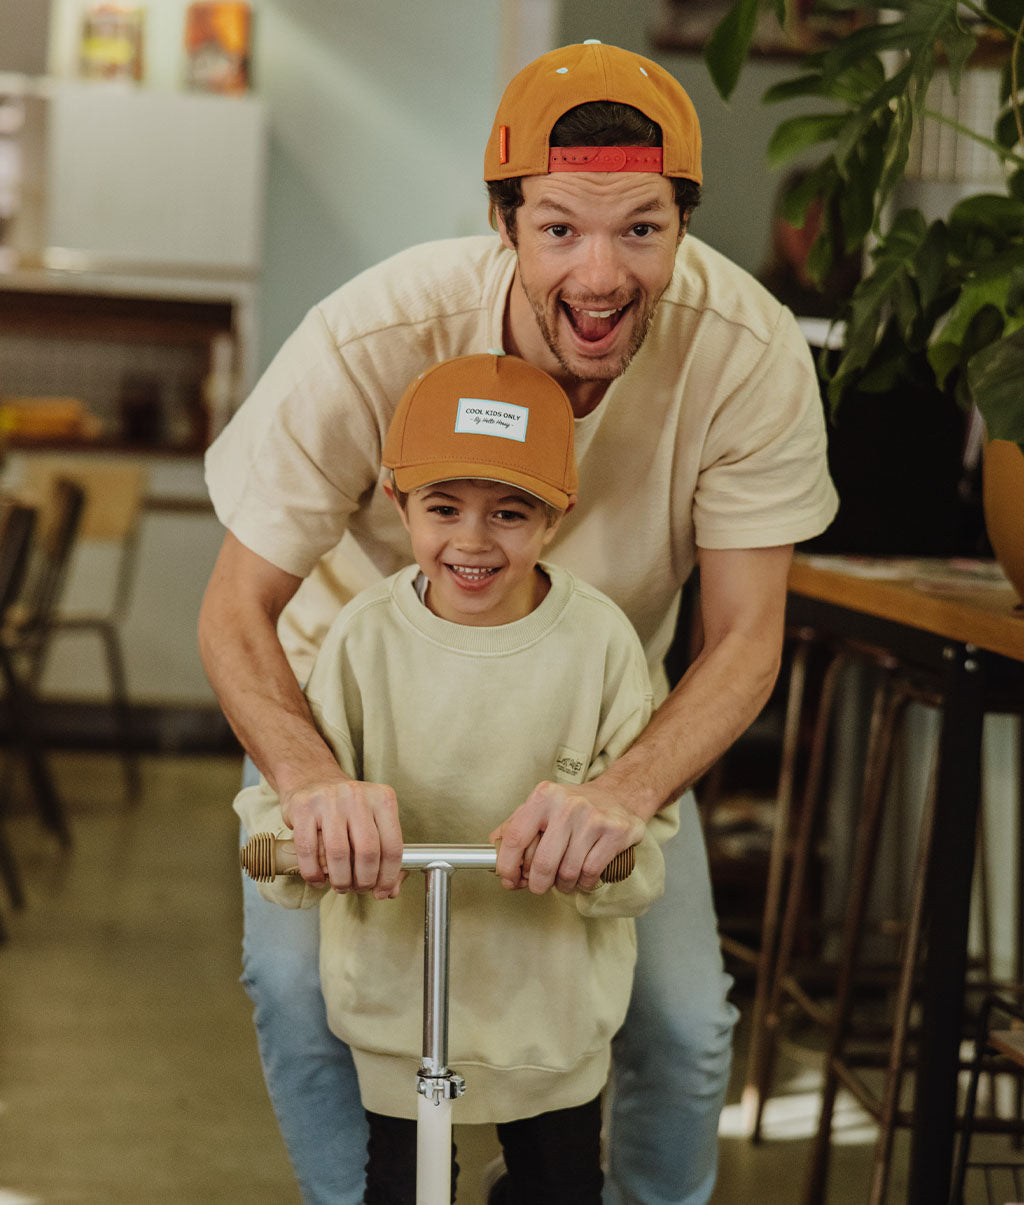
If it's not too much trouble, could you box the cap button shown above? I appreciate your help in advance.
[583,38,601,44]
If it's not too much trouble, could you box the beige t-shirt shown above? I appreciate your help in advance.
[206,234,837,687]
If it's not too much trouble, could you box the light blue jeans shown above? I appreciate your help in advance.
[240,766,737,1205]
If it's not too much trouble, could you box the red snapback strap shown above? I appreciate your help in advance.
[548,146,664,173]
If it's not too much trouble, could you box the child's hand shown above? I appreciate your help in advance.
[283,776,405,899]
[489,779,646,894]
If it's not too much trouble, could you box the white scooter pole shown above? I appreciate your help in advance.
[240,838,634,1203]
[415,860,462,1205]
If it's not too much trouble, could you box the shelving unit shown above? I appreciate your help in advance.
[0,74,265,452]
[0,66,266,705]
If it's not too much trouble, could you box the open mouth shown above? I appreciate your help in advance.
[446,564,500,584]
[563,301,631,344]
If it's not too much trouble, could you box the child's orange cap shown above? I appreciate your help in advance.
[382,354,578,511]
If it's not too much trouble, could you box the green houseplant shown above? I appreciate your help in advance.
[701,0,1024,592]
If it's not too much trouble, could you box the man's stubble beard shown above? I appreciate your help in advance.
[518,265,663,384]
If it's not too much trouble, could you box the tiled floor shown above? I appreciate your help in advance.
[0,750,1007,1203]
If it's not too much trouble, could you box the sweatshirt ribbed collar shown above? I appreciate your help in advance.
[388,561,574,655]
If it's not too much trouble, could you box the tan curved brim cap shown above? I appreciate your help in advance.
[484,40,702,184]
[382,354,578,511]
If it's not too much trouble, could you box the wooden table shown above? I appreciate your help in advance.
[786,555,1024,1204]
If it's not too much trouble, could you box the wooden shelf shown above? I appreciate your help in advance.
[0,287,234,346]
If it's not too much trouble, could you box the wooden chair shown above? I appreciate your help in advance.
[0,499,51,922]
[0,481,84,855]
[16,458,148,804]
[4,476,87,681]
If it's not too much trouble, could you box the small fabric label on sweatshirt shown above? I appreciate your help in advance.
[553,746,587,783]
[455,397,528,442]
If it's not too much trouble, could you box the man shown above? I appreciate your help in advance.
[199,40,837,1205]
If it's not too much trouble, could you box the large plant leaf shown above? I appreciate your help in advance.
[930,300,1006,386]
[967,327,1024,442]
[996,107,1024,150]
[949,193,1024,241]
[913,220,953,313]
[703,0,763,101]
[766,113,848,165]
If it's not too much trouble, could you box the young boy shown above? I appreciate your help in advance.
[233,352,677,1204]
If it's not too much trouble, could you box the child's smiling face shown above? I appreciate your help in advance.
[385,477,565,626]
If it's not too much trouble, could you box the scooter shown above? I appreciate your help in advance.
[240,834,633,1205]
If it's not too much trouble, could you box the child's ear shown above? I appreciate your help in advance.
[382,479,411,531]
[540,496,575,546]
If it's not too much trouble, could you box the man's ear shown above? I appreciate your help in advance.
[496,210,516,253]
[381,478,411,531]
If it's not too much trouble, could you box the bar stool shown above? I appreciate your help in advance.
[740,631,905,1141]
[800,664,1024,1204]
[738,626,1022,1195]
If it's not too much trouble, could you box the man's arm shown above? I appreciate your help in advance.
[198,532,403,896]
[493,545,793,892]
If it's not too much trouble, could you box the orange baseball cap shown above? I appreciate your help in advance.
[484,40,702,184]
[382,354,578,510]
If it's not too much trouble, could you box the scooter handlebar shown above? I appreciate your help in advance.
[240,834,635,885]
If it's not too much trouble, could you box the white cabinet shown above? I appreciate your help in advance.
[44,82,265,273]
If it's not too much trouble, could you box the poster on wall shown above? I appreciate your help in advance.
[78,3,145,81]
[650,0,862,57]
[184,2,252,94]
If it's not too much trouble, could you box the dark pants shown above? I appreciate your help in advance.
[363,1094,604,1204]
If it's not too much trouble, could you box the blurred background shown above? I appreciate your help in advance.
[3,4,1018,1203]
[0,0,814,731]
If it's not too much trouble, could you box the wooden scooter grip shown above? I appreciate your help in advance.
[239,833,636,884]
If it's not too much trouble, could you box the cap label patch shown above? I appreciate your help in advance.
[455,397,528,442]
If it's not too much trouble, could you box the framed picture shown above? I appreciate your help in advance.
[649,0,862,58]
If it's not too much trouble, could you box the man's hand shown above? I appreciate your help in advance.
[489,779,646,894]
[283,777,404,899]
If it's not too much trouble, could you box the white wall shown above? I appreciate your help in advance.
[252,0,504,362]
[44,0,506,367]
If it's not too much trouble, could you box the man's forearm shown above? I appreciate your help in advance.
[201,614,343,795]
[601,627,782,822]
[197,534,345,798]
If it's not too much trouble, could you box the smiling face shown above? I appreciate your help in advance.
[499,172,683,408]
[384,477,567,626]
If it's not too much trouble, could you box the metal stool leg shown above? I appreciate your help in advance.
[802,672,905,1204]
[0,648,71,847]
[740,632,812,1136]
[98,622,142,806]
[747,646,848,1141]
[869,722,940,1205]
